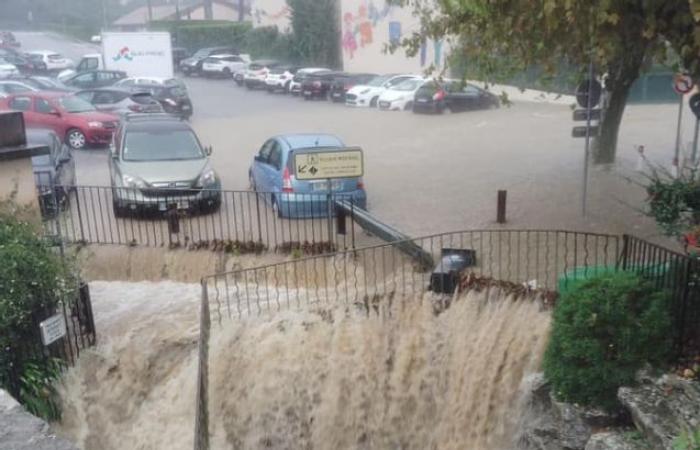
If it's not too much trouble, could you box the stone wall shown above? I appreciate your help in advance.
[0,390,78,450]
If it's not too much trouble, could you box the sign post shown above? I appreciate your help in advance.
[294,148,364,240]
[673,74,694,172]
[689,92,700,164]
[573,63,601,217]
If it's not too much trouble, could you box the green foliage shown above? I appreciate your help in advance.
[0,214,73,420]
[543,271,672,411]
[287,0,340,67]
[243,26,296,60]
[643,166,700,237]
[151,20,252,53]
[19,359,64,421]
[674,428,700,450]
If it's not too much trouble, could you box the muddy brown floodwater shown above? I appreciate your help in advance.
[56,281,549,450]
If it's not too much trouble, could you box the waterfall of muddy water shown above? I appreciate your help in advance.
[56,281,549,450]
[208,288,551,450]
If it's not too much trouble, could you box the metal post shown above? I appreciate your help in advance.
[146,0,153,22]
[674,94,684,171]
[496,190,507,224]
[692,118,700,164]
[326,178,333,247]
[582,60,594,217]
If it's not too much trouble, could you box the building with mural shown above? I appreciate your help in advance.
[340,0,447,74]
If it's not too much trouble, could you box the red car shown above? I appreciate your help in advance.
[0,91,119,149]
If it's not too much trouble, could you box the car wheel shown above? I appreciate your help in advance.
[370,96,379,108]
[66,129,86,149]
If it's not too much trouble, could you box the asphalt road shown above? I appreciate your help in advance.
[13,31,695,241]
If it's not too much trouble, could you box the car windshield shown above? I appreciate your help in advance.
[123,130,203,162]
[27,54,42,61]
[48,54,63,60]
[393,79,423,91]
[58,96,96,113]
[367,75,392,87]
[193,49,210,58]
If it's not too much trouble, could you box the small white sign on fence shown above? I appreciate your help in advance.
[39,314,66,346]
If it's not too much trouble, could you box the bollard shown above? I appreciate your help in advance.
[497,190,507,224]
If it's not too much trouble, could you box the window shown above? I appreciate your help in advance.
[258,140,275,162]
[35,98,53,114]
[97,72,116,81]
[123,129,204,162]
[72,73,94,84]
[268,143,282,170]
[463,85,481,95]
[75,91,94,102]
[9,96,31,111]
[93,92,115,104]
[118,79,135,86]
[4,83,32,94]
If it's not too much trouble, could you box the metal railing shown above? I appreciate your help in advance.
[42,186,364,253]
[620,235,700,357]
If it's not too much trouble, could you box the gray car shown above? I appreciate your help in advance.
[109,114,221,216]
[27,128,76,217]
[75,87,163,116]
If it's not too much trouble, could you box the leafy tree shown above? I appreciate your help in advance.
[286,0,340,67]
[394,0,700,163]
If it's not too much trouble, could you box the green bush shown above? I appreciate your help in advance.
[543,271,672,411]
[151,20,252,53]
[0,215,73,420]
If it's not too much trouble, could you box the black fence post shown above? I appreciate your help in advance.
[255,193,263,244]
[74,187,86,243]
[619,234,630,270]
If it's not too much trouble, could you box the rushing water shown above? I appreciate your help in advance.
[57,281,550,450]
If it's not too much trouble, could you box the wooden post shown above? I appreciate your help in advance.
[497,190,507,224]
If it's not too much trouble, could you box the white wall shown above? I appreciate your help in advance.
[340,0,447,75]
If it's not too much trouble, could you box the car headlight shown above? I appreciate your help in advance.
[360,88,371,95]
[163,98,177,106]
[87,121,103,128]
[198,168,217,187]
[122,174,146,188]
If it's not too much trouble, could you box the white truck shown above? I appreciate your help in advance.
[73,32,173,78]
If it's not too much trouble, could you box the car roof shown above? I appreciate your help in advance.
[9,91,68,98]
[77,86,134,93]
[27,50,60,55]
[207,54,236,59]
[276,133,344,150]
[124,115,191,132]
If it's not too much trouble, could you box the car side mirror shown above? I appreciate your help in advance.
[205,145,213,156]
[254,155,263,162]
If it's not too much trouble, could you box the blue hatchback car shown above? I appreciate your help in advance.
[249,134,367,218]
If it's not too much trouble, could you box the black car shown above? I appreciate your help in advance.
[1,53,45,74]
[124,82,193,119]
[413,80,500,113]
[62,70,127,89]
[301,71,345,100]
[172,47,189,69]
[180,46,238,76]
[27,128,76,217]
[329,73,377,103]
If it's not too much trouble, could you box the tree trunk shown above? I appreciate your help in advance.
[593,81,631,164]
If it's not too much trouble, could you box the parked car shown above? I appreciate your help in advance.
[25,51,74,72]
[109,114,221,216]
[75,87,164,116]
[249,133,367,218]
[61,70,127,89]
[0,31,20,48]
[413,80,500,113]
[9,75,72,91]
[27,128,76,217]
[172,47,189,68]
[377,78,426,111]
[179,46,238,76]
[114,76,184,88]
[201,54,249,78]
[244,60,281,89]
[329,73,377,103]
[289,68,331,96]
[345,74,420,108]
[0,57,19,78]
[301,71,345,100]
[0,92,119,149]
[233,64,249,86]
[0,53,45,74]
[118,79,193,119]
[264,65,299,93]
[0,80,39,95]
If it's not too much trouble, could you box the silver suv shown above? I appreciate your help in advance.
[109,114,221,216]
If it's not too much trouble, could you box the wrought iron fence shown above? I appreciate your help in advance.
[42,186,364,253]
[620,235,700,357]
[3,282,96,400]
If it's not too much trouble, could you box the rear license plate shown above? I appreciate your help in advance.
[312,180,343,191]
[332,93,341,98]
[182,105,191,110]
[159,200,189,211]
[303,91,312,96]
[417,98,428,103]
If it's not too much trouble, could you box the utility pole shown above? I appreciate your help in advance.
[203,0,213,20]
[238,0,245,22]
[146,0,153,22]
